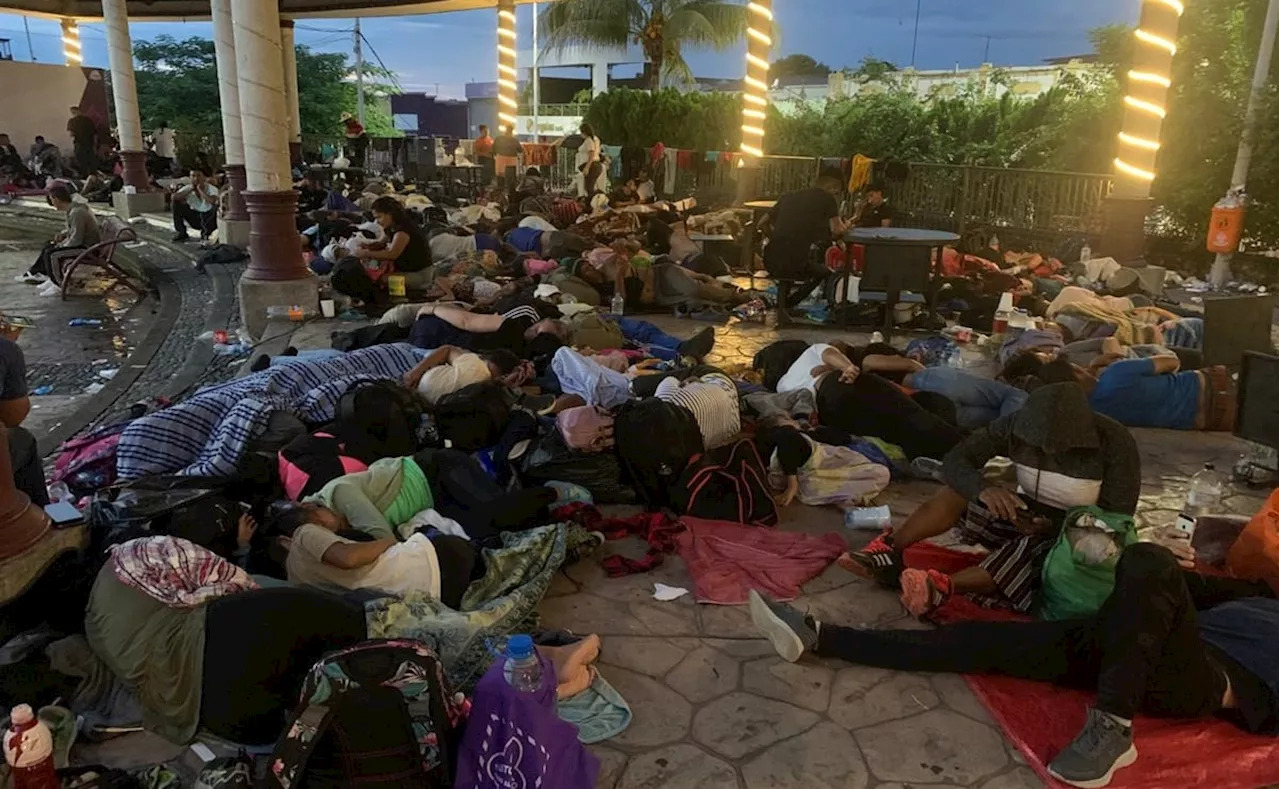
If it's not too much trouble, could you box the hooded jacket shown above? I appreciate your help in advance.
[942,383,1140,515]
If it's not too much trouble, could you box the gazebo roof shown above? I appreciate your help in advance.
[0,0,529,21]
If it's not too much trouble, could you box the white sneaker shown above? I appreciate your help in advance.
[16,272,48,284]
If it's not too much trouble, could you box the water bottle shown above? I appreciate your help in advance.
[3,704,59,789]
[1079,243,1092,264]
[610,292,625,316]
[1176,463,1224,538]
[502,634,543,693]
[946,345,964,369]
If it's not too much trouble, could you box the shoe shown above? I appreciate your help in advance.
[15,272,48,284]
[899,567,953,618]
[172,232,190,242]
[1047,708,1137,788]
[839,529,905,588]
[909,456,945,482]
[249,354,271,373]
[677,327,715,361]
[748,589,818,663]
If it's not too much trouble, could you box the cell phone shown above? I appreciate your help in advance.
[44,501,85,527]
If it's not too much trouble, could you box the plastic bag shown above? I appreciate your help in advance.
[1038,506,1137,621]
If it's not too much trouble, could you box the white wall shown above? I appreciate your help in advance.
[0,61,99,152]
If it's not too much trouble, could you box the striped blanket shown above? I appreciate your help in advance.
[116,344,424,480]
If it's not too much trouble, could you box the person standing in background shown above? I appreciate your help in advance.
[473,124,495,183]
[493,126,522,188]
[152,121,176,176]
[66,106,97,176]
[340,112,368,169]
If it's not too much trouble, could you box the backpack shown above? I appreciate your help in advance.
[614,398,704,510]
[266,639,467,789]
[675,439,778,527]
[567,312,624,350]
[555,405,615,453]
[336,380,425,457]
[432,381,514,452]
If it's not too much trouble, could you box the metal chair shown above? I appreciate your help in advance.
[55,216,148,301]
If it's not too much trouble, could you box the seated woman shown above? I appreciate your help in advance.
[750,541,1277,789]
[755,414,891,508]
[764,340,966,462]
[330,196,431,306]
[85,537,366,746]
[845,382,1141,617]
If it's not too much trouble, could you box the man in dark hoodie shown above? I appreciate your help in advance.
[843,382,1141,617]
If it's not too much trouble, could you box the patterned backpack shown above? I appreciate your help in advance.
[266,639,469,789]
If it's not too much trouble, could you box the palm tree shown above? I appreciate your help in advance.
[540,0,749,90]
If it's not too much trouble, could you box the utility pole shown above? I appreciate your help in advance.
[910,0,921,67]
[532,2,540,142]
[1209,0,1277,287]
[354,18,365,125]
[982,35,991,63]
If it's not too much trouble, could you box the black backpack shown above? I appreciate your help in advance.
[614,398,704,510]
[674,438,778,527]
[336,380,425,458]
[265,639,465,789]
[432,381,514,452]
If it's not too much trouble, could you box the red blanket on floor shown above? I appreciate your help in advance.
[676,517,846,604]
[904,542,1279,789]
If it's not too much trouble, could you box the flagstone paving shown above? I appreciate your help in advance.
[288,311,1270,789]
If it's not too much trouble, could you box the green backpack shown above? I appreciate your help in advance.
[1038,506,1138,620]
[569,311,625,349]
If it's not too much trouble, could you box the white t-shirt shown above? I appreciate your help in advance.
[286,524,442,599]
[776,343,835,395]
[575,135,601,170]
[519,215,557,232]
[153,128,175,159]
[417,353,491,404]
[429,233,478,262]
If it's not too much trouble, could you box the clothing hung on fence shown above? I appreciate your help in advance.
[849,154,875,192]
[521,143,557,166]
[663,149,679,194]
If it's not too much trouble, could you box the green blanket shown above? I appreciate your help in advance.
[365,523,575,690]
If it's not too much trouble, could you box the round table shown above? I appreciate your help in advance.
[738,200,779,273]
[840,227,961,335]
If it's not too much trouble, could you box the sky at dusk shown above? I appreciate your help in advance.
[0,0,1140,99]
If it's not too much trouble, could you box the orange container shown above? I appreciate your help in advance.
[1206,203,1245,254]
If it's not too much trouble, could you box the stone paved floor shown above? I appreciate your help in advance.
[286,311,1270,789]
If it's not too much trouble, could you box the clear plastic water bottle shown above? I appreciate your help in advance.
[502,634,543,693]
[869,331,885,344]
[610,293,625,316]
[1079,243,1092,264]
[1176,463,1224,538]
[946,345,964,369]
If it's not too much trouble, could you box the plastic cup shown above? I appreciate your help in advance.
[320,299,336,318]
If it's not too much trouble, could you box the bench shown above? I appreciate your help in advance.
[54,216,148,301]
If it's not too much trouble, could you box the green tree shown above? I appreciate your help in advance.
[132,36,400,143]
[771,54,830,79]
[584,87,740,148]
[540,0,747,90]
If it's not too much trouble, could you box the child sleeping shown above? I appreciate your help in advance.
[753,414,891,508]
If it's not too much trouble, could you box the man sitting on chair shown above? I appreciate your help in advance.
[762,168,850,309]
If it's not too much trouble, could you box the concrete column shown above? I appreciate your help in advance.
[736,0,773,203]
[591,62,608,96]
[210,0,249,245]
[102,0,164,216]
[230,0,315,339]
[280,20,303,165]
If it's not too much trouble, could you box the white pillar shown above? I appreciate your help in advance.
[591,62,608,97]
[100,0,142,152]
[230,0,292,193]
[280,20,303,148]
[210,0,244,166]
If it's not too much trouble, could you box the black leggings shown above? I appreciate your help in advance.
[816,373,965,460]
[816,543,1273,726]
[412,448,556,545]
[200,586,367,745]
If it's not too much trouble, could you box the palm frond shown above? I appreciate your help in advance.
[539,0,635,55]
[667,0,748,49]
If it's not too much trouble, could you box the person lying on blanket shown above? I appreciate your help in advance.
[749,541,1278,789]
[408,303,568,358]
[843,382,1141,617]
[754,414,890,508]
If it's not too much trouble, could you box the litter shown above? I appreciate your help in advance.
[652,583,689,602]
[68,318,103,327]
[844,505,892,530]
[84,382,105,394]
[31,385,53,396]
[98,369,119,380]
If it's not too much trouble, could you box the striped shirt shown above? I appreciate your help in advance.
[655,373,741,449]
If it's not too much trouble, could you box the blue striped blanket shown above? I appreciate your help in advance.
[117,344,425,480]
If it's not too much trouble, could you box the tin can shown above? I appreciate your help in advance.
[388,275,407,298]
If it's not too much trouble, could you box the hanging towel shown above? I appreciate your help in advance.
[676,149,698,169]
[849,153,876,192]
[662,149,678,194]
[521,142,557,166]
[650,142,665,164]
[705,151,719,163]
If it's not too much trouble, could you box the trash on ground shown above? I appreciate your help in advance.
[68,318,103,327]
[652,583,689,602]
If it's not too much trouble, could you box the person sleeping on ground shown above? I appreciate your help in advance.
[401,345,526,404]
[844,382,1141,617]
[749,541,1278,789]
[409,302,568,358]
[763,339,966,462]
[85,536,366,747]
[754,414,891,508]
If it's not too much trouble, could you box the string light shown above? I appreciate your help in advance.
[747,2,773,20]
[1152,0,1184,15]
[746,27,772,46]
[739,0,773,161]
[1127,70,1171,88]
[744,75,768,91]
[741,124,765,137]
[742,108,766,120]
[1134,28,1176,55]
[746,53,769,70]
[1117,132,1161,151]
[61,19,81,65]
[741,142,763,157]
[1123,95,1167,118]
[1113,158,1156,181]
[496,0,517,130]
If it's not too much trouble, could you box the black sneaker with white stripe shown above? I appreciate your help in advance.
[842,529,905,589]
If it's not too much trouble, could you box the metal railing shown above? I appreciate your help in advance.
[516,103,590,117]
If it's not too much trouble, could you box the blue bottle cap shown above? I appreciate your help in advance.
[507,634,534,658]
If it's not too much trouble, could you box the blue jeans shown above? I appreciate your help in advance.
[906,368,1028,430]
[607,317,682,361]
